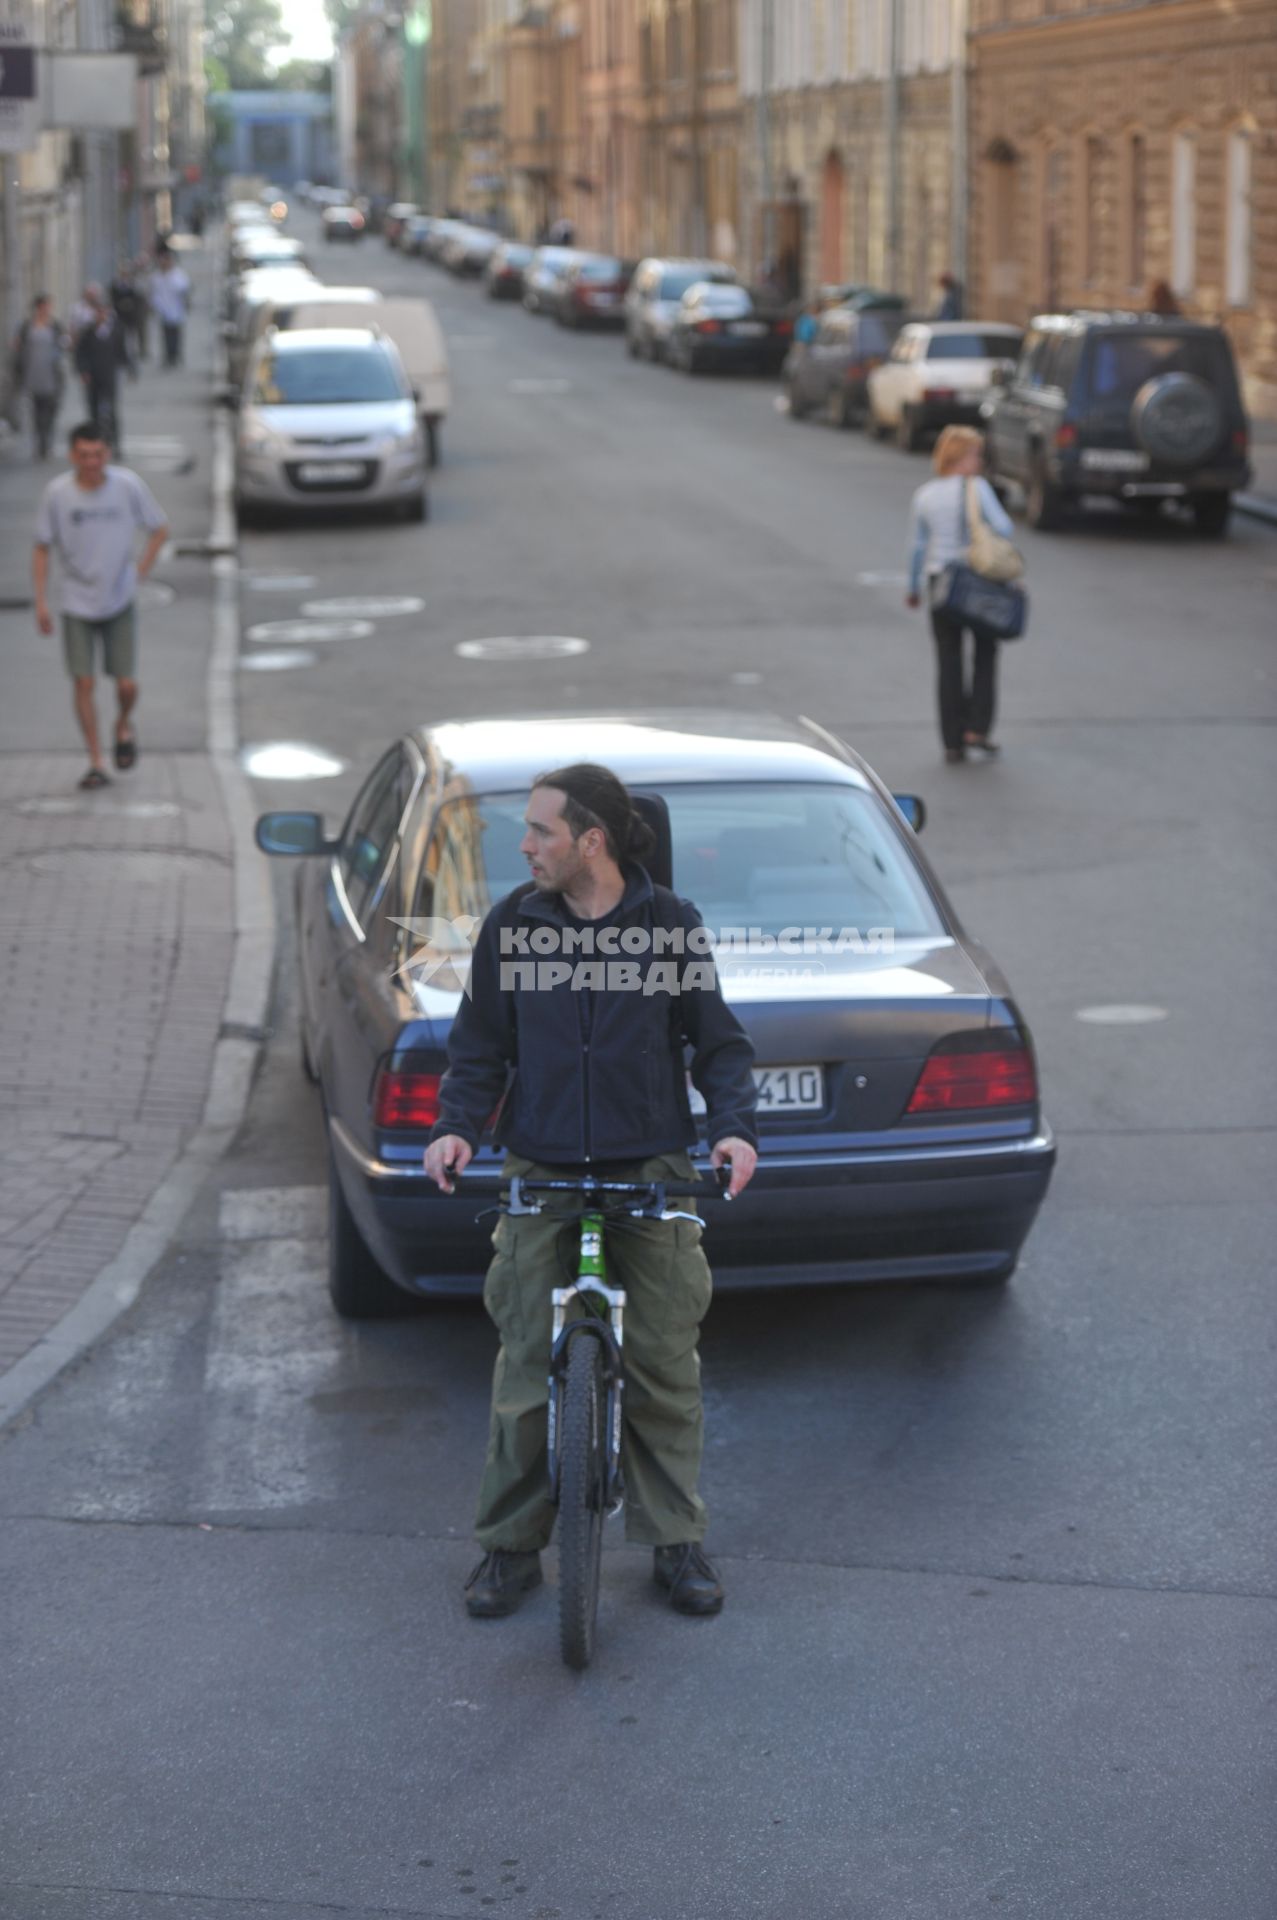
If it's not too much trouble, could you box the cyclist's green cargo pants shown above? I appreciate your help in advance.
[474,1152,713,1552]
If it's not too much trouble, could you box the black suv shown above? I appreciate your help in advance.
[982,313,1251,536]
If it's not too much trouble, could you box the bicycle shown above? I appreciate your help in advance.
[456,1166,729,1671]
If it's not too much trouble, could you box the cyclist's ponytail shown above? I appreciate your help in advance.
[533,762,656,868]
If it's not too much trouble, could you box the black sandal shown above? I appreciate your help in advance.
[114,734,137,771]
[79,766,111,790]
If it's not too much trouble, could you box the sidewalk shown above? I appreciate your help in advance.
[0,245,244,1384]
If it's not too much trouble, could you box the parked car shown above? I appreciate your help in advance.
[549,252,633,327]
[625,256,738,361]
[443,225,502,277]
[229,230,308,280]
[222,264,321,385]
[402,214,437,256]
[422,218,467,263]
[284,294,451,468]
[255,712,1055,1316]
[784,306,910,428]
[383,202,420,248]
[484,241,533,300]
[522,246,586,315]
[668,282,793,375]
[322,205,366,243]
[242,282,382,381]
[866,321,1023,451]
[981,311,1252,536]
[233,328,427,525]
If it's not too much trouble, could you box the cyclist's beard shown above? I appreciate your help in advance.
[532,843,589,898]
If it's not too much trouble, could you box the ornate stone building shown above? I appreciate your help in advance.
[967,0,1277,416]
[634,0,742,264]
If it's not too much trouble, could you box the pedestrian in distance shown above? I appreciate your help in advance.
[130,255,154,363]
[1147,279,1181,317]
[934,272,964,321]
[150,249,192,368]
[73,291,131,452]
[424,763,759,1623]
[906,425,1018,762]
[109,262,142,380]
[32,420,169,791]
[9,293,67,459]
[67,282,101,346]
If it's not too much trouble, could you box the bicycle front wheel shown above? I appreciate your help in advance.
[557,1332,607,1671]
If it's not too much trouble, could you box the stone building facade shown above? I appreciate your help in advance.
[967,0,1277,416]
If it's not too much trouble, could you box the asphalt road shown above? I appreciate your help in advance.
[2,214,1275,1919]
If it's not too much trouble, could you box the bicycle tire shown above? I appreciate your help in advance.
[558,1332,607,1671]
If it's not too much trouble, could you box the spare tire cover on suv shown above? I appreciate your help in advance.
[1131,373,1223,466]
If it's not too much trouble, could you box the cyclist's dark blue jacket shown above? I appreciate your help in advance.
[430,864,758,1166]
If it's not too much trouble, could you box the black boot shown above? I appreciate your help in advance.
[653,1542,724,1615]
[464,1548,542,1618]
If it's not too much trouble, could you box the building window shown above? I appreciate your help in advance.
[1226,128,1253,308]
[1127,131,1146,289]
[1171,131,1195,298]
[1082,135,1102,286]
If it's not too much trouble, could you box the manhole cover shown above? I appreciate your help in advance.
[240,648,319,672]
[301,595,424,618]
[456,635,590,662]
[137,580,177,608]
[245,573,318,592]
[241,741,346,780]
[15,797,181,820]
[246,619,374,644]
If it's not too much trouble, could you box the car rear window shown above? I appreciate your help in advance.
[578,258,624,281]
[1082,331,1235,405]
[253,345,405,405]
[660,268,712,300]
[415,785,944,941]
[927,332,1022,360]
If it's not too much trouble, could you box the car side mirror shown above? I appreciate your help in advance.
[892,794,926,834]
[255,810,330,856]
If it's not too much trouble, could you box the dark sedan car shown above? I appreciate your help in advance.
[668,283,793,375]
[784,306,908,428]
[553,253,633,328]
[257,715,1055,1318]
[484,241,533,299]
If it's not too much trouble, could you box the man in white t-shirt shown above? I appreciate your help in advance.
[32,420,169,790]
[150,250,192,368]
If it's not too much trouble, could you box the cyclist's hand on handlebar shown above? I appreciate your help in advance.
[711,1137,757,1199]
[424,1135,472,1193]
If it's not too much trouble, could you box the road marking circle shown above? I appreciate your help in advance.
[246,619,374,644]
[241,742,346,780]
[456,635,590,661]
[240,648,319,671]
[1075,1005,1170,1025]
[301,595,424,618]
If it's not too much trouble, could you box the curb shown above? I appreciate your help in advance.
[0,368,274,1431]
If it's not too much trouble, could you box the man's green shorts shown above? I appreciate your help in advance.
[62,604,136,680]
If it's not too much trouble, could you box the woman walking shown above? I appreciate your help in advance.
[906,425,1018,762]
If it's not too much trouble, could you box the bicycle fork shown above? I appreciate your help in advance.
[547,1211,626,1516]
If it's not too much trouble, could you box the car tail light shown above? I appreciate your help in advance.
[373,1065,442,1130]
[694,319,723,335]
[905,1034,1037,1115]
[1232,426,1249,455]
[923,386,955,403]
[1054,424,1078,449]
[775,318,793,336]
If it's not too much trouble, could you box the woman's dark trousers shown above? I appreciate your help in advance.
[930,609,998,749]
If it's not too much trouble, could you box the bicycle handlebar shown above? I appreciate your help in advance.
[447,1167,731,1201]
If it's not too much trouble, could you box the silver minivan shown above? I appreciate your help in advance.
[625,256,738,362]
[234,328,427,524]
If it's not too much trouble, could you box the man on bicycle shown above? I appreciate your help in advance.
[425,763,758,1620]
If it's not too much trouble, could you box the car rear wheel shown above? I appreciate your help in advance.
[1192,493,1231,538]
[1025,455,1064,531]
[327,1141,409,1319]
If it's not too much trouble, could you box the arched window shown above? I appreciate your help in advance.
[1226,127,1253,308]
[1171,130,1195,298]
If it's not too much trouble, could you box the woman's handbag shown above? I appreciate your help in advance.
[929,563,1028,641]
[966,478,1025,583]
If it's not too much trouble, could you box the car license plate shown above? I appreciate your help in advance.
[687,1065,824,1116]
[730,321,766,337]
[1081,448,1150,472]
[297,460,364,484]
